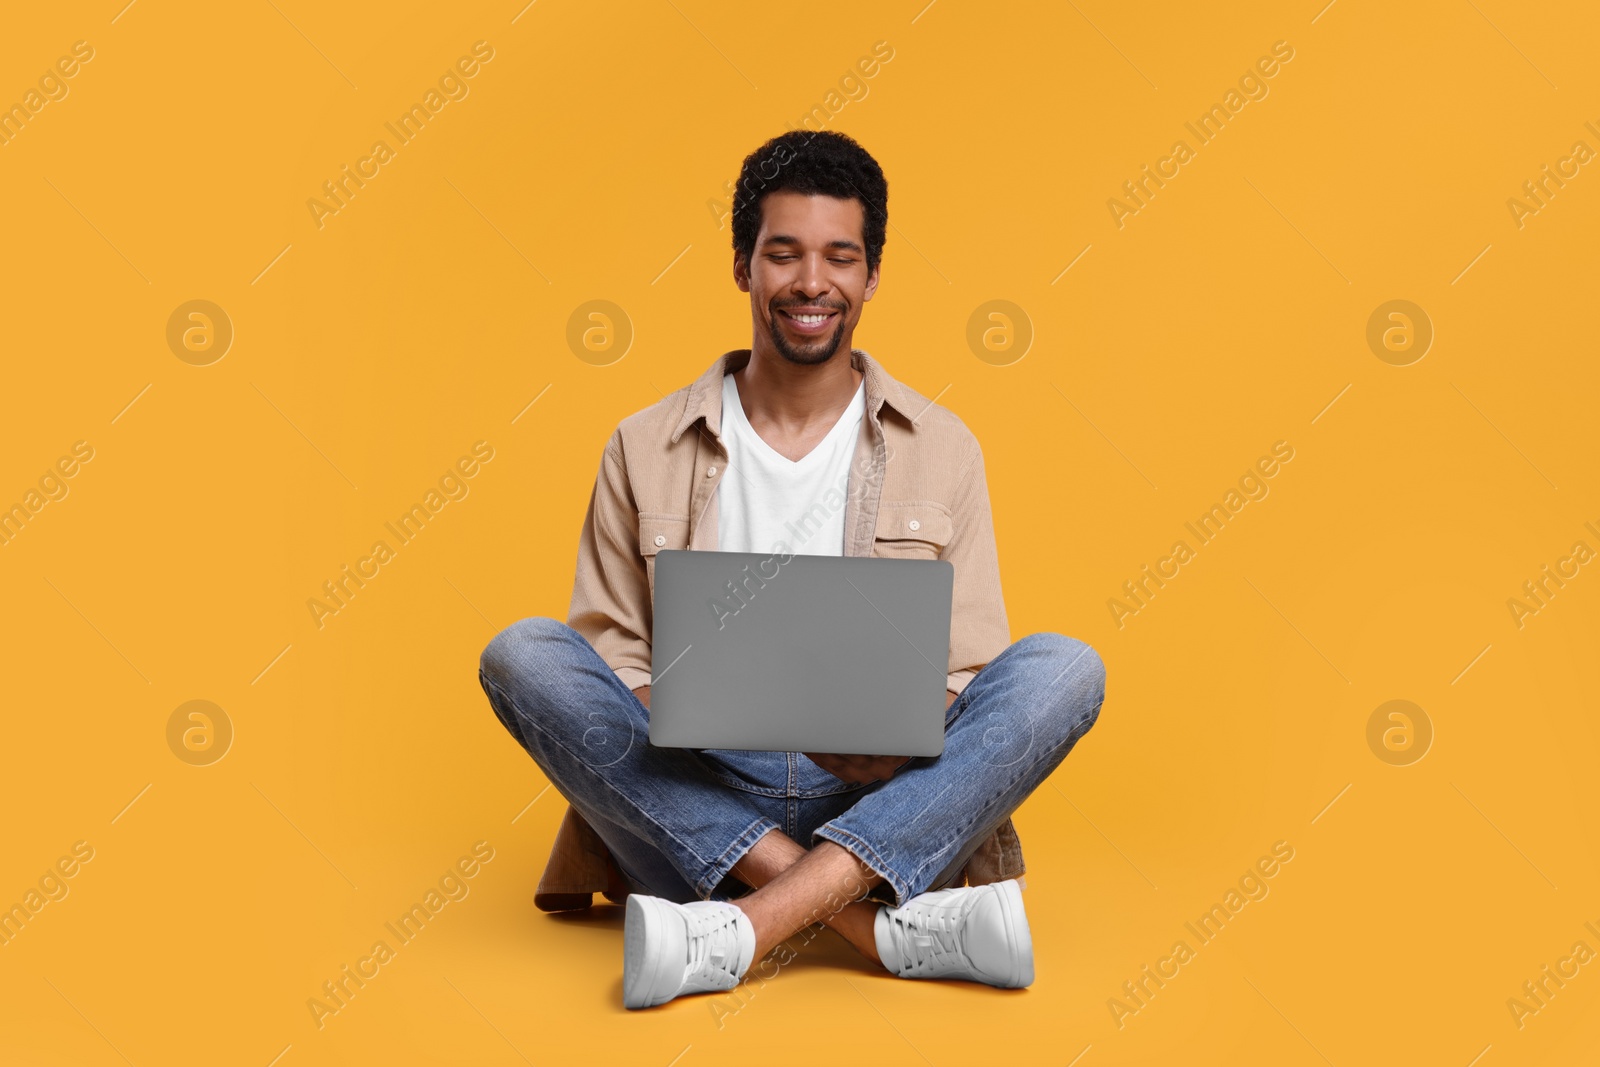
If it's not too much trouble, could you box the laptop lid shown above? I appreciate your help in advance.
[648,549,954,757]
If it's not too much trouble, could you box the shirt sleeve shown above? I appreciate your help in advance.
[943,438,1012,695]
[566,430,654,691]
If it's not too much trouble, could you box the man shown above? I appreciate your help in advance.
[479,130,1106,1010]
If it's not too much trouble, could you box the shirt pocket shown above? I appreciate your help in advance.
[871,501,954,560]
[639,513,691,594]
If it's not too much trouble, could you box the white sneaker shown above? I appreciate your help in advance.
[623,894,757,1010]
[873,878,1034,988]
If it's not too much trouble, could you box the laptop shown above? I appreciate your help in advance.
[649,549,954,757]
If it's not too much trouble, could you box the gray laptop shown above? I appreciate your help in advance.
[649,549,954,757]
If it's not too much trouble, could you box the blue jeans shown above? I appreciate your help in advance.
[478,618,1105,908]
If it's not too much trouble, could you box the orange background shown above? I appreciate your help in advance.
[2,2,1597,1064]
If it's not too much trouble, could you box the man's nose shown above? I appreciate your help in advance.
[793,254,830,298]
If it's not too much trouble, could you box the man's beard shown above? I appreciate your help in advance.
[768,305,847,365]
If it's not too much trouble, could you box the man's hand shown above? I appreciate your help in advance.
[803,692,957,783]
[638,688,954,710]
[802,752,913,785]
[637,688,960,784]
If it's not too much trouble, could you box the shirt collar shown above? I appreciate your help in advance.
[670,347,917,445]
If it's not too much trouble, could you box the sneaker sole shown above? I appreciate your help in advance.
[622,895,683,1010]
[995,879,1035,988]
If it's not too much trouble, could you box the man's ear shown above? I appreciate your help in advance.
[863,263,880,301]
[733,252,751,293]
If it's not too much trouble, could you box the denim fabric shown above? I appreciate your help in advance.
[480,617,1105,908]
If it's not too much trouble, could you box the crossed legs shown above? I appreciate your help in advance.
[729,830,885,964]
[481,619,1108,985]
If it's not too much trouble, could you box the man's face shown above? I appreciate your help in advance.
[736,191,879,366]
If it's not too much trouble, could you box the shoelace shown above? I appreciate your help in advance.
[889,904,964,975]
[683,908,741,981]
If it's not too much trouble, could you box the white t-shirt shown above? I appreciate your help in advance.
[717,370,866,557]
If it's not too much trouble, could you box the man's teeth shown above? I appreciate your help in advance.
[789,312,830,324]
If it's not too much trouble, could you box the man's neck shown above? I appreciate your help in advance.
[732,347,864,441]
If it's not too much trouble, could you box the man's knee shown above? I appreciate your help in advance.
[479,616,574,699]
[1021,631,1106,740]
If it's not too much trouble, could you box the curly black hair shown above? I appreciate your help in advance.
[731,130,888,276]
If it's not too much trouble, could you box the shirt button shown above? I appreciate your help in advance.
[707,466,718,477]
[653,534,666,547]
[908,519,921,531]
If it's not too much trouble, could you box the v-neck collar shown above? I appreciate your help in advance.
[722,371,865,468]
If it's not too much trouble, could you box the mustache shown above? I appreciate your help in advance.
[772,299,846,312]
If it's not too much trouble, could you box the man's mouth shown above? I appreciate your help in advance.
[776,307,841,335]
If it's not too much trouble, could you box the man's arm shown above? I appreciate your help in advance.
[567,430,654,689]
[941,436,1011,695]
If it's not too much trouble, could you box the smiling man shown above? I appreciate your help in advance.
[478,131,1107,1010]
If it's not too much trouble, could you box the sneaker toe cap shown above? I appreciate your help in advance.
[965,883,1033,987]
